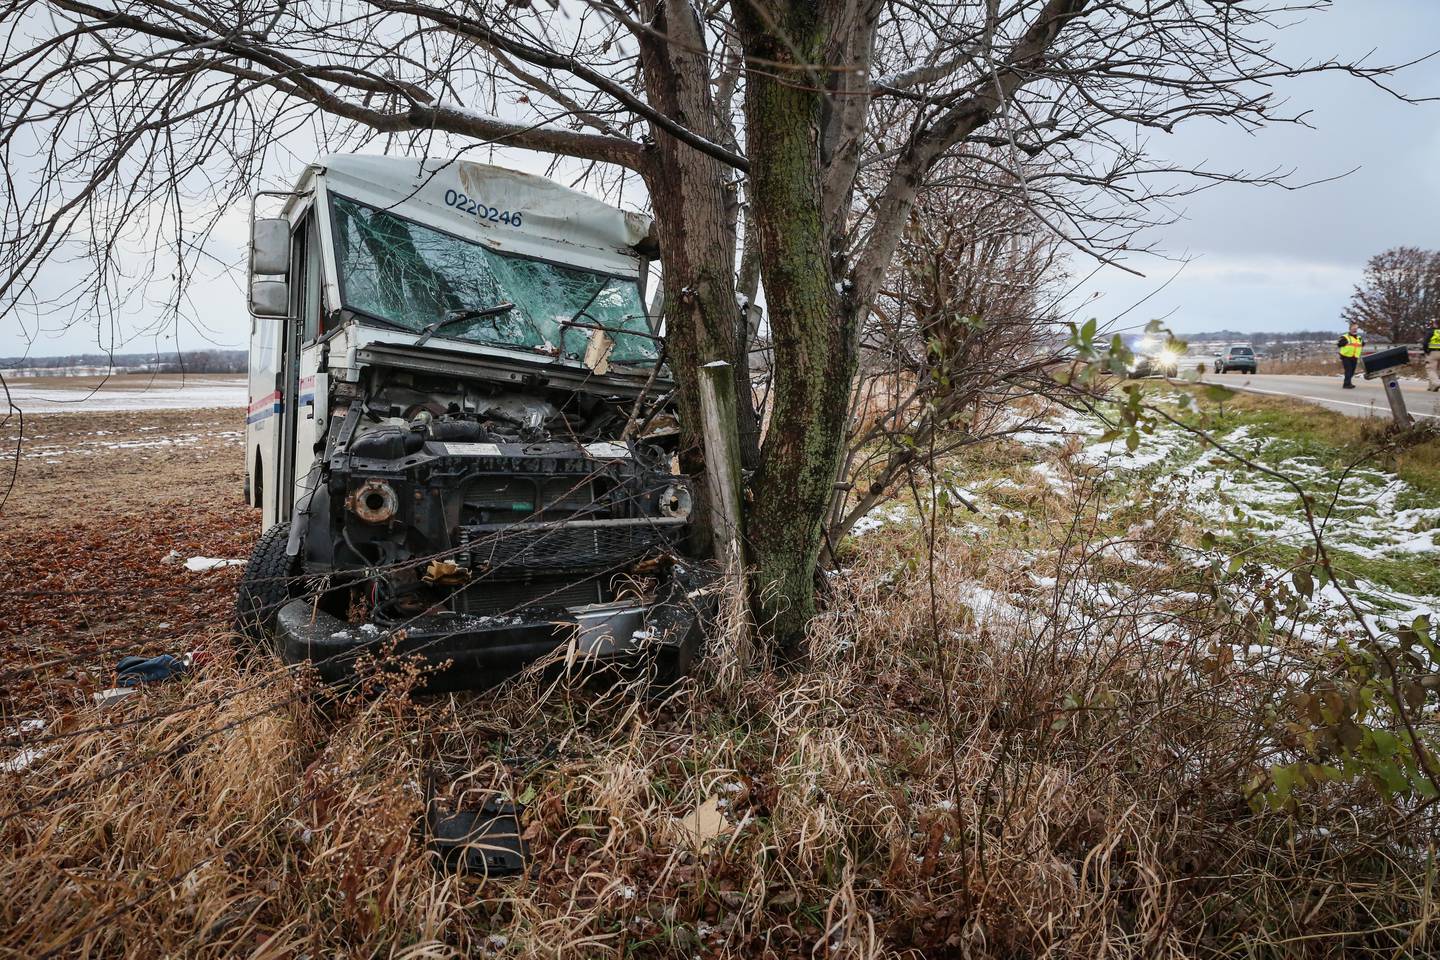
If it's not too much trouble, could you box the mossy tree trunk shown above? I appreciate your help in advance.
[737,3,859,658]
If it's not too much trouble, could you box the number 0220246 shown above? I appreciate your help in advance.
[443,188,523,227]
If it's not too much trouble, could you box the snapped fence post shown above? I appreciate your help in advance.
[698,361,745,567]
[697,360,750,663]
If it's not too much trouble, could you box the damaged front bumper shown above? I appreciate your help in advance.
[272,568,715,691]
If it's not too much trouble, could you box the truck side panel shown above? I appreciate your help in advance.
[246,314,284,528]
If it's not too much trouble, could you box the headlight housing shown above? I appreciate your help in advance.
[658,482,693,520]
[347,478,398,524]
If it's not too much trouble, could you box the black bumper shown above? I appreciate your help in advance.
[273,579,712,692]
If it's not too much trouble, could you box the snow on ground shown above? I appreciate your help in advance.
[1052,414,1439,628]
[1168,433,1440,562]
[1006,407,1099,447]
[1010,402,1195,476]
[1008,406,1439,564]
[6,378,247,413]
[851,503,912,536]
[183,556,246,572]
[848,400,1438,643]
[23,430,244,459]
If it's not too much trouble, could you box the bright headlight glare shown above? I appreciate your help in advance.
[1158,348,1179,364]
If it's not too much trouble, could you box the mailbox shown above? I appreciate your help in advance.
[1363,346,1410,379]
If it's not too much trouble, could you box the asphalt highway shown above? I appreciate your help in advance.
[1203,372,1440,422]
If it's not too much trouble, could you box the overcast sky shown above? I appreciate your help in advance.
[1068,0,1440,338]
[5,0,1439,359]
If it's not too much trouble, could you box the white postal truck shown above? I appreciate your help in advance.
[238,154,706,689]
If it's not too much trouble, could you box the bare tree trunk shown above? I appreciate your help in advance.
[733,199,764,473]
[634,0,743,552]
[739,5,856,659]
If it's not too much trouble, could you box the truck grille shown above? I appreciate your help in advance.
[457,577,604,616]
[463,518,685,575]
[460,475,606,523]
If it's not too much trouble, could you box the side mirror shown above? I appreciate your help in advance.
[249,217,290,318]
[251,279,290,318]
[251,218,290,276]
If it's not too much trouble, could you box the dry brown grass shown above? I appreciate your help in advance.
[1260,355,1430,378]
[2,404,1436,958]
[3,515,1435,957]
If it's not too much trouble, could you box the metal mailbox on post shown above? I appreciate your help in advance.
[1362,346,1413,427]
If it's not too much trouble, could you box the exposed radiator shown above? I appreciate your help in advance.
[457,577,604,616]
[463,517,685,575]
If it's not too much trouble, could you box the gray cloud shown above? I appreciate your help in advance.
[1073,0,1440,334]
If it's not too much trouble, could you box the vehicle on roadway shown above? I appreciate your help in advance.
[1124,336,1198,379]
[236,154,710,690]
[1214,345,1258,374]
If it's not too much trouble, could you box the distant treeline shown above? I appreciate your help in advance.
[0,349,246,373]
[1183,330,1342,346]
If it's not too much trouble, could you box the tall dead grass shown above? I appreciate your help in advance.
[1,471,1435,957]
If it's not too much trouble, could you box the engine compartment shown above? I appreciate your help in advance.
[298,361,692,626]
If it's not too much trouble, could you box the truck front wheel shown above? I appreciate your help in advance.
[234,522,299,649]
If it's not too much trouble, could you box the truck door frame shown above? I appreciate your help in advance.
[278,202,319,523]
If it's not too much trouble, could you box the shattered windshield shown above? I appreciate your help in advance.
[329,194,657,364]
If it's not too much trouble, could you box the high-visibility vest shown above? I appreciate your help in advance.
[1429,328,1440,350]
[1340,334,1363,358]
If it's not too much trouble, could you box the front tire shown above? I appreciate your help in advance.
[234,522,299,648]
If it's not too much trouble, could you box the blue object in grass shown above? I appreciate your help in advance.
[115,654,189,687]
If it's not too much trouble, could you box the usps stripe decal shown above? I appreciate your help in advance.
[248,376,314,424]
[247,391,282,424]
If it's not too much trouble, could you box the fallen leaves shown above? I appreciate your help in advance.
[423,560,469,585]
[0,462,255,714]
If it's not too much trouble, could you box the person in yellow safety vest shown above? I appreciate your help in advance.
[1336,323,1363,389]
[1425,321,1440,392]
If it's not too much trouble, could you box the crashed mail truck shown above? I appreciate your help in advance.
[237,154,706,688]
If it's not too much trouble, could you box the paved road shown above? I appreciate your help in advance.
[1203,372,1440,422]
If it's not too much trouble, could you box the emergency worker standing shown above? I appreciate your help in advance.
[1425,321,1440,392]
[1337,323,1363,389]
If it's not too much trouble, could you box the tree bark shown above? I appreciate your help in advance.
[738,3,856,659]
[631,0,744,560]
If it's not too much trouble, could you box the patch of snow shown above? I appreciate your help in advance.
[6,379,246,413]
[1,746,52,774]
[435,101,509,126]
[850,503,911,535]
[2,718,45,740]
[184,556,246,572]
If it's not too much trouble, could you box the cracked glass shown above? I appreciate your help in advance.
[330,195,657,364]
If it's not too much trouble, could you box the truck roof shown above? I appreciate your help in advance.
[307,153,655,276]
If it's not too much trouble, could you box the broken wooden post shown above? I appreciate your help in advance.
[698,360,745,567]
[697,360,750,670]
